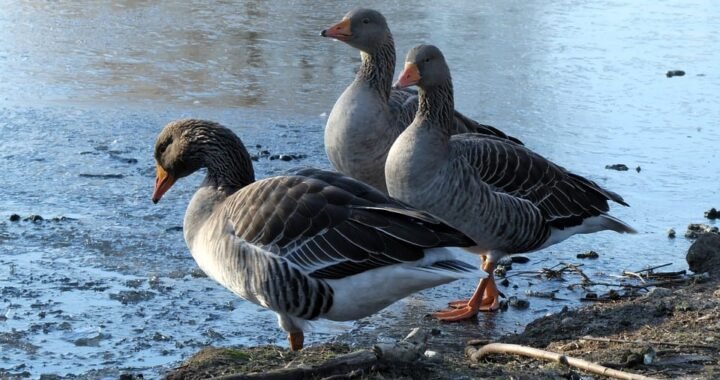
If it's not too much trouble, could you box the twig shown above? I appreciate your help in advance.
[571,278,687,289]
[467,343,658,380]
[567,264,591,283]
[633,263,672,274]
[581,335,718,350]
[622,271,647,284]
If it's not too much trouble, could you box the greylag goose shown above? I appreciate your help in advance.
[320,8,522,193]
[151,119,485,349]
[385,45,636,321]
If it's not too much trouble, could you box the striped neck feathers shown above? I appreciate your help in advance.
[356,33,396,102]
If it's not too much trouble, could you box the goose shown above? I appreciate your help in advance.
[320,8,522,193]
[151,119,485,349]
[385,45,636,321]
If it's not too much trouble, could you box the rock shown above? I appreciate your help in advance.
[666,70,686,78]
[423,350,443,362]
[687,233,720,274]
[605,164,629,171]
[667,228,676,238]
[508,296,530,310]
[644,287,672,299]
[9,214,20,222]
[685,224,718,239]
[510,256,530,264]
[279,154,292,161]
[500,278,510,287]
[25,215,43,223]
[635,166,641,173]
[705,208,719,220]
[577,250,599,259]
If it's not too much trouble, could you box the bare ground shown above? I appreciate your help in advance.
[163,271,720,380]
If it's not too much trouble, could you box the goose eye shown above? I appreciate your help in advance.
[424,57,431,63]
[362,18,370,24]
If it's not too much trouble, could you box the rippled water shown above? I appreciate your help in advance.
[1,0,718,377]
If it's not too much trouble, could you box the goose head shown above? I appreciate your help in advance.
[395,44,451,89]
[321,8,391,54]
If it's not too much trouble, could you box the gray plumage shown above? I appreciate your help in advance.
[152,119,484,349]
[322,8,521,193]
[386,44,635,268]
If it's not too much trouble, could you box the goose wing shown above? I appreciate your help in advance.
[224,169,474,280]
[389,87,523,144]
[451,134,628,230]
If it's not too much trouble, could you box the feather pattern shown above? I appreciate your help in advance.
[153,119,484,345]
[385,45,635,257]
[323,8,521,193]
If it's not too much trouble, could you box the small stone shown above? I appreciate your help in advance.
[666,70,686,78]
[705,208,719,220]
[577,250,599,259]
[510,256,530,264]
[424,350,443,362]
[584,292,598,299]
[635,166,641,173]
[9,214,20,222]
[279,154,292,161]
[605,164,629,171]
[269,154,279,160]
[500,278,510,287]
[667,228,676,238]
[507,296,529,309]
[26,215,44,222]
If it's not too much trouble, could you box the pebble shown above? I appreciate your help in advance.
[25,215,44,223]
[507,296,530,309]
[9,213,20,222]
[577,250,599,259]
[635,166,642,173]
[705,208,719,220]
[605,164,629,171]
[667,228,676,238]
[423,350,443,362]
[666,70,686,78]
[510,256,530,264]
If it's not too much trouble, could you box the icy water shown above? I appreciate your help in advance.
[0,0,718,378]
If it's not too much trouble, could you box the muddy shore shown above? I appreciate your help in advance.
[159,234,720,380]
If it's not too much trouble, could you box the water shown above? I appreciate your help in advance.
[0,0,718,377]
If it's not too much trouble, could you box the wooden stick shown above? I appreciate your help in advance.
[632,263,672,274]
[581,335,718,350]
[468,343,658,380]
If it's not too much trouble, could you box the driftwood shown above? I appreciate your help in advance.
[209,328,428,380]
[467,343,658,380]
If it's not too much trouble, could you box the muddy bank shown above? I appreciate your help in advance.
[164,244,720,379]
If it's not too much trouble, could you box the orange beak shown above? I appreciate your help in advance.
[320,18,352,41]
[394,63,421,88]
[152,164,176,204]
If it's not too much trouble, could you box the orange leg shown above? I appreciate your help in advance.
[288,331,304,351]
[432,259,501,322]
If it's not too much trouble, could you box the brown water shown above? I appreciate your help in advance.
[0,0,718,377]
